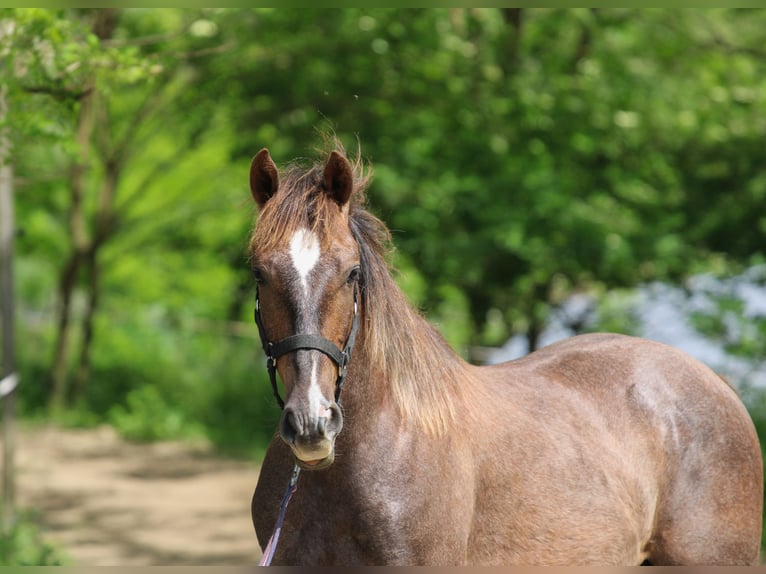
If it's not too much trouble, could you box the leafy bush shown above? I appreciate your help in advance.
[107,383,204,442]
[194,352,281,459]
[87,312,282,454]
[0,511,67,566]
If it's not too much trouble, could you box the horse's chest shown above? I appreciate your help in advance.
[283,473,468,565]
[288,487,416,563]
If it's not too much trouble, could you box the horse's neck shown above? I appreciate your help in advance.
[341,302,473,439]
[341,353,392,418]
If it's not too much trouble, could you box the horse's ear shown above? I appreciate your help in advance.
[250,148,279,208]
[323,151,354,207]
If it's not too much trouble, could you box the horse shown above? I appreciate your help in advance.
[247,143,763,565]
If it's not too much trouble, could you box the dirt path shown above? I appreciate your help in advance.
[16,424,264,565]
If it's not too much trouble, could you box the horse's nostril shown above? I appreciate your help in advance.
[327,403,343,435]
[279,408,299,444]
[317,415,328,435]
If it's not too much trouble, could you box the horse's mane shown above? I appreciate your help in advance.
[250,141,470,436]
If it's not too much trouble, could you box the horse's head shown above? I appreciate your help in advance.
[249,148,362,470]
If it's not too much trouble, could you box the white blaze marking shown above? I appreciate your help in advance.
[289,229,329,412]
[308,360,326,416]
[289,229,320,293]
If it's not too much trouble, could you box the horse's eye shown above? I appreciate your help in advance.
[253,267,266,284]
[346,266,361,285]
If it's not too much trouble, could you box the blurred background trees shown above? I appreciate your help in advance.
[2,8,766,455]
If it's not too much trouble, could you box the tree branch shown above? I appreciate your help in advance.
[22,85,93,101]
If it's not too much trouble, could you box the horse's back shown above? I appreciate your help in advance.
[479,333,762,565]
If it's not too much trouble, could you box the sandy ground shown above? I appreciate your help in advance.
[16,424,263,565]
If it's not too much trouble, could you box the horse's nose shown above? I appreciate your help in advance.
[279,403,343,446]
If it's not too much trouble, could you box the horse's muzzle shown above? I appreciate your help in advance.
[279,403,343,470]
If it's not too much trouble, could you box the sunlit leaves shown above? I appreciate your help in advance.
[10,8,766,413]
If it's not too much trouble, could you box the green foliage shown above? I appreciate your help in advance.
[739,387,766,554]
[74,307,277,454]
[192,342,281,459]
[588,288,642,336]
[3,13,766,568]
[5,8,766,460]
[0,511,68,566]
[687,266,766,361]
[108,384,198,442]
[205,8,766,348]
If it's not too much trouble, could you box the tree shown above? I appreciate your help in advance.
[5,8,234,409]
[5,8,766,450]
[215,9,766,353]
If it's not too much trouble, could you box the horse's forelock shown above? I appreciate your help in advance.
[250,144,371,255]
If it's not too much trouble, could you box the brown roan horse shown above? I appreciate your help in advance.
[248,143,763,565]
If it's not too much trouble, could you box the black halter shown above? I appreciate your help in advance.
[254,285,360,409]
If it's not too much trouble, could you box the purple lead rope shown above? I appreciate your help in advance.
[259,464,301,566]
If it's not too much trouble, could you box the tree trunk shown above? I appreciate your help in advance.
[570,9,598,73]
[501,8,523,75]
[73,157,119,402]
[49,9,121,410]
[526,282,550,354]
[49,87,95,411]
[72,9,122,402]
[526,316,543,354]
[73,249,99,401]
[0,83,17,535]
[49,253,80,409]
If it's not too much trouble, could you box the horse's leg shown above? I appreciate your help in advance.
[645,417,762,565]
[647,486,762,565]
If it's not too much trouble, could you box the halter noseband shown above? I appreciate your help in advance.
[254,285,359,409]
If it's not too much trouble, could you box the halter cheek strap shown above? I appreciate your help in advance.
[254,285,359,409]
